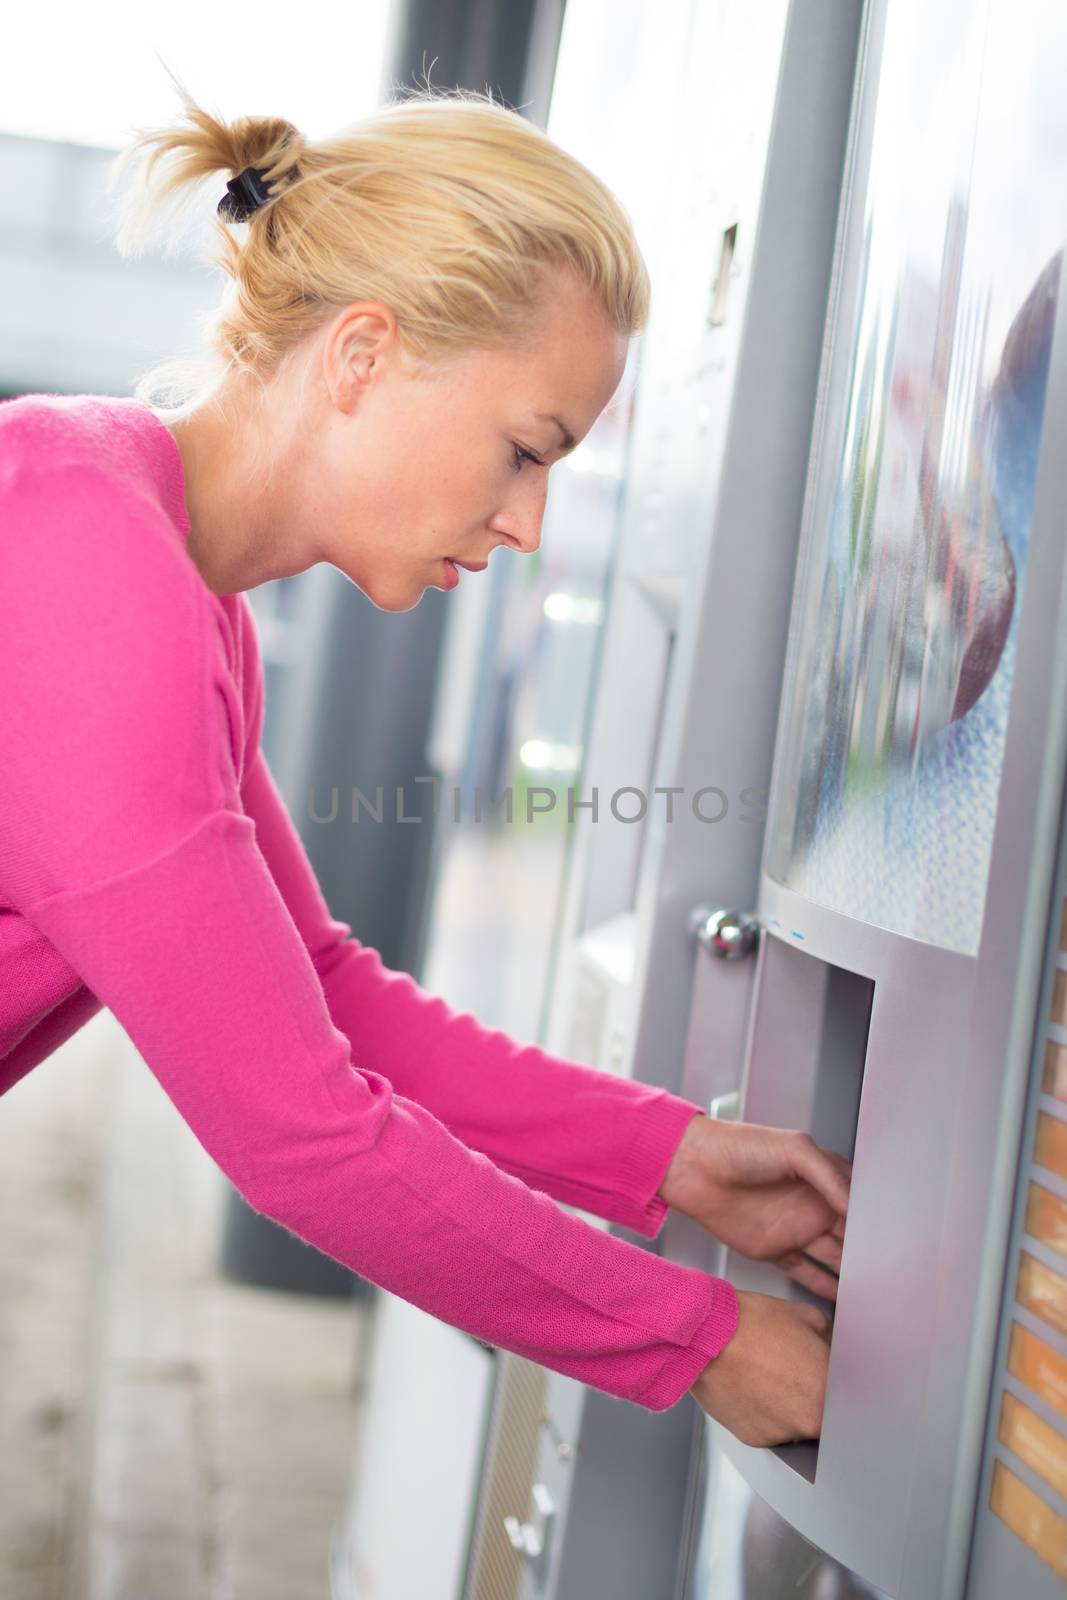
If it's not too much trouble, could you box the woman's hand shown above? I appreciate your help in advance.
[690,1289,832,1446]
[658,1113,851,1299]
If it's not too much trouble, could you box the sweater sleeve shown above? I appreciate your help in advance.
[0,464,739,1410]
[239,740,708,1239]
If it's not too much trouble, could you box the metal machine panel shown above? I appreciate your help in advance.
[691,1448,889,1598]
[526,0,866,1595]
[686,0,1067,1595]
[965,788,1067,1594]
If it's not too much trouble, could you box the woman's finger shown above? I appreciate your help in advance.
[824,1155,851,1240]
[802,1230,843,1275]
[791,1135,851,1217]
[778,1249,841,1302]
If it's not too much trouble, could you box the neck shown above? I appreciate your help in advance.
[164,372,315,595]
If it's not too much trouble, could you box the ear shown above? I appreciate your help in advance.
[322,301,399,411]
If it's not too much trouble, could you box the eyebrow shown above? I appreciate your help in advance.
[534,412,577,452]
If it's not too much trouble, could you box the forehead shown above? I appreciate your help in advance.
[502,294,629,425]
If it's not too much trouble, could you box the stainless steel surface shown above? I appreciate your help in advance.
[688,907,761,961]
[963,846,1067,1596]
[962,381,1067,1591]
[691,0,1067,1593]
[531,0,868,1593]
[688,1452,890,1599]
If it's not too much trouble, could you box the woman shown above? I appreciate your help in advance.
[0,83,847,1448]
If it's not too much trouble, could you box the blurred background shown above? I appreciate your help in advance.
[0,2,648,1594]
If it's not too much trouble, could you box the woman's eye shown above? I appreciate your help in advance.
[512,444,544,473]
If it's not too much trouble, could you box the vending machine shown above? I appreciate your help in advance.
[679,0,1067,1595]
[499,0,1067,1597]
[493,1,865,1596]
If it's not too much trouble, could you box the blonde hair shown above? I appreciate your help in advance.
[106,67,650,415]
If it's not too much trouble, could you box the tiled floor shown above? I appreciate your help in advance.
[0,1009,367,1600]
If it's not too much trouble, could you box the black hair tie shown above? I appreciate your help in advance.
[217,165,274,223]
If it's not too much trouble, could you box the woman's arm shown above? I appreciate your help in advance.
[21,808,737,1409]
[0,466,738,1411]
[239,742,706,1239]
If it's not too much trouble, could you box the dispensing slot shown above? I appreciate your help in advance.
[809,962,873,1167]
[726,933,875,1482]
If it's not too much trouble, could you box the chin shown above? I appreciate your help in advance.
[363,578,428,614]
[335,566,426,613]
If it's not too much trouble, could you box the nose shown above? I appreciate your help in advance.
[492,476,548,556]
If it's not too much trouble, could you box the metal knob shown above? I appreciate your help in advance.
[688,905,760,960]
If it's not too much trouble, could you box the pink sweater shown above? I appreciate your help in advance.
[0,392,738,1410]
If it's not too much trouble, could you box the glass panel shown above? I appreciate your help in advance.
[1025,1182,1067,1261]
[1007,1323,1067,1423]
[766,0,1066,953]
[998,1393,1067,1502]
[989,1460,1067,1578]
[1017,1252,1067,1340]
[1034,1113,1067,1183]
[1043,1042,1067,1104]
[1050,972,1067,1030]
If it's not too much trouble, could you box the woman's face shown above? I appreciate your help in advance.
[304,273,630,611]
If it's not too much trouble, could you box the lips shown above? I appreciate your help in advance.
[449,559,489,572]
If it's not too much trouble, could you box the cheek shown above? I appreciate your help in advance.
[417,448,500,524]
[329,405,503,547]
